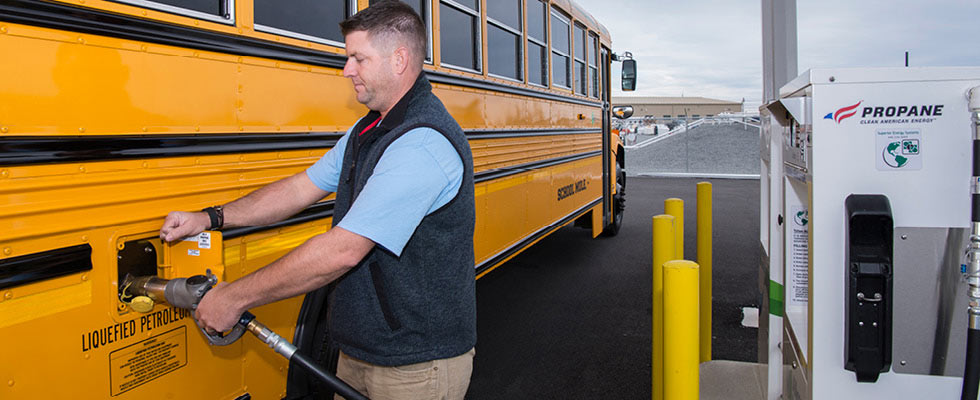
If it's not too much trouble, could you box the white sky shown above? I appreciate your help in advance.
[573,0,980,106]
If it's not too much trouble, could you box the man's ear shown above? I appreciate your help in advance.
[391,46,409,75]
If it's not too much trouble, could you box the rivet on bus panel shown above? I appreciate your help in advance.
[141,44,147,52]
[276,62,281,68]
[142,127,148,132]
[78,166,86,173]
[193,51,199,58]
[195,158,201,165]
[77,37,84,44]
[0,26,7,34]
[7,380,13,387]
[1,126,7,133]
[4,291,12,300]
[78,127,85,133]
[1,170,9,178]
[142,161,149,168]
[84,353,91,360]
[81,274,88,281]
[3,247,11,255]
[239,155,246,161]
[142,10,147,16]
[195,126,200,132]
[81,235,88,242]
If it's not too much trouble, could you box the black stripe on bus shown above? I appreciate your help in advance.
[0,133,343,167]
[426,70,601,107]
[0,0,601,108]
[474,150,601,183]
[222,200,335,240]
[475,197,601,277]
[0,129,598,166]
[0,244,93,290]
[466,128,599,140]
[219,152,600,240]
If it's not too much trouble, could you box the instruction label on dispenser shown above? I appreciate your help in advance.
[789,206,809,305]
[109,327,187,396]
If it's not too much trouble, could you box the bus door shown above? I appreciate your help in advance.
[600,47,612,227]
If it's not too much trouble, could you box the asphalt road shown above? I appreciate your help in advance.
[466,177,760,399]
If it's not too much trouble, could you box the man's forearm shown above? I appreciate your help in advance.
[221,227,373,311]
[221,172,329,228]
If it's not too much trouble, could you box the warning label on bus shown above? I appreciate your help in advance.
[109,326,187,396]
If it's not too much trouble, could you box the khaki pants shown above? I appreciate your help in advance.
[334,348,475,400]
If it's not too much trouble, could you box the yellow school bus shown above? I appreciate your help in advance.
[0,0,633,398]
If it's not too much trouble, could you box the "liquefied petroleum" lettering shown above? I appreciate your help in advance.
[81,306,190,352]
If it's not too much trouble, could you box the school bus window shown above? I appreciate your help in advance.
[371,0,433,62]
[589,32,599,98]
[550,7,571,89]
[254,0,353,47]
[114,0,232,23]
[487,0,523,81]
[573,22,587,95]
[526,0,548,87]
[439,0,481,72]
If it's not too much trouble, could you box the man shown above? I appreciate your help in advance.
[158,3,476,399]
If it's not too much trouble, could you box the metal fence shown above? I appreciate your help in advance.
[623,116,761,178]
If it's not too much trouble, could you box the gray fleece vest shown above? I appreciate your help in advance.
[328,73,476,366]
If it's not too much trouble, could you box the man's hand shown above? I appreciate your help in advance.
[193,282,245,334]
[160,211,210,242]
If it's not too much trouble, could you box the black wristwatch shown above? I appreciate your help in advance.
[202,205,224,230]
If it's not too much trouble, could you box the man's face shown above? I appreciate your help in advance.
[343,30,395,111]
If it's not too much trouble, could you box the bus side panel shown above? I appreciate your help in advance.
[0,23,362,136]
[0,147,331,399]
[474,154,603,272]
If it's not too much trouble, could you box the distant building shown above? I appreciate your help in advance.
[612,96,742,120]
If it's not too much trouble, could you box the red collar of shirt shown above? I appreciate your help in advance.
[359,116,382,136]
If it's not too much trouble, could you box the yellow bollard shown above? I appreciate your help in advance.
[651,215,676,400]
[664,198,684,259]
[697,182,713,363]
[663,260,700,400]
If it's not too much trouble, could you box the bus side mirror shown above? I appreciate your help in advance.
[621,59,637,91]
[612,106,634,119]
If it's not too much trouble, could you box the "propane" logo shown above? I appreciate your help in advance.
[826,101,944,125]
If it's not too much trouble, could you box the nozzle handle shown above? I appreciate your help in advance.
[202,311,255,346]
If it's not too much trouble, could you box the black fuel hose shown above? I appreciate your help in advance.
[291,351,369,400]
[964,328,980,400]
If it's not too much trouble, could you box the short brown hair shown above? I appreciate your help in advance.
[340,1,426,65]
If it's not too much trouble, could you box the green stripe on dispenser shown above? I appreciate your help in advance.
[769,280,784,317]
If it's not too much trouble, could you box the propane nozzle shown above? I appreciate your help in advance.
[120,270,249,346]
